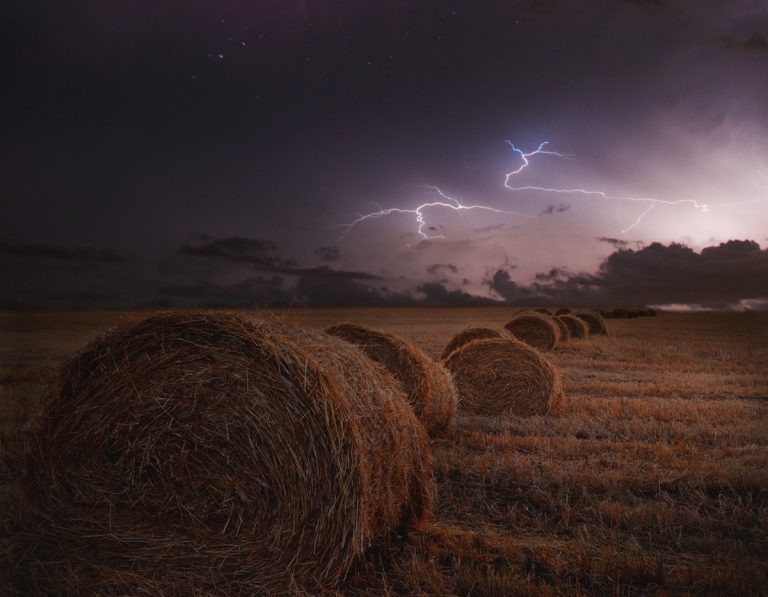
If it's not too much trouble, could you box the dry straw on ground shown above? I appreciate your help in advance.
[17,312,432,595]
[326,323,457,435]
[440,326,503,361]
[574,310,608,335]
[443,338,562,416]
[503,312,559,351]
[557,314,589,339]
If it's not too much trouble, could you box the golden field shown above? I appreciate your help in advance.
[1,309,767,595]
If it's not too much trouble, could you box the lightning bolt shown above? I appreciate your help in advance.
[342,185,533,240]
[503,141,715,233]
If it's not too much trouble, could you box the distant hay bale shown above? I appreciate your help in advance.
[555,308,572,315]
[440,326,503,361]
[611,308,630,319]
[551,315,571,343]
[648,308,658,316]
[443,338,562,416]
[326,323,457,435]
[534,307,552,315]
[503,312,559,351]
[558,314,589,339]
[19,313,432,594]
[574,310,608,335]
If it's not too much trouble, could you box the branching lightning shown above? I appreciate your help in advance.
[343,185,533,240]
[503,141,715,233]
[342,142,767,242]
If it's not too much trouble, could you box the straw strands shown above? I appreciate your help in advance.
[18,313,432,594]
[443,338,562,416]
[326,323,457,435]
[440,326,503,361]
[503,312,559,351]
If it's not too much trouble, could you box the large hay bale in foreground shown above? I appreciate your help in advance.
[574,310,608,335]
[444,338,562,416]
[558,314,589,339]
[503,312,559,351]
[19,313,431,595]
[440,326,503,361]
[326,323,457,435]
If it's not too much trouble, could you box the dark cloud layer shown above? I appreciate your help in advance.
[0,240,123,265]
[2,237,767,309]
[487,240,768,308]
[180,236,379,280]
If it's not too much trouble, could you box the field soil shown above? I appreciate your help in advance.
[1,309,767,595]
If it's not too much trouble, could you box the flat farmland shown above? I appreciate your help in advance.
[1,309,767,595]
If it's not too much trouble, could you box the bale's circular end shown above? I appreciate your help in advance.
[557,314,589,339]
[20,313,432,594]
[574,310,608,335]
[503,313,559,351]
[326,323,457,435]
[440,326,503,361]
[444,338,562,416]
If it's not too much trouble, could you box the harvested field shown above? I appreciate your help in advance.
[2,309,767,595]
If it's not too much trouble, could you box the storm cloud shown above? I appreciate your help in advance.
[487,240,768,308]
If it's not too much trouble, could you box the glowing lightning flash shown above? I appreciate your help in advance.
[503,141,714,234]
[343,186,533,241]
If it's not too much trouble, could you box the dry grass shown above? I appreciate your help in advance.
[2,308,767,595]
[9,313,431,594]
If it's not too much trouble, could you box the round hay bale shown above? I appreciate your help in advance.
[534,307,552,315]
[555,308,572,315]
[443,338,562,416]
[326,323,457,435]
[503,313,559,351]
[611,308,630,319]
[551,315,571,343]
[440,326,503,361]
[574,310,607,335]
[557,314,589,339]
[648,308,658,316]
[19,313,432,594]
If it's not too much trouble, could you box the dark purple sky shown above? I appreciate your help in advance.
[2,0,767,309]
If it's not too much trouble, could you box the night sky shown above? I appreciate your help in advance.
[2,0,768,309]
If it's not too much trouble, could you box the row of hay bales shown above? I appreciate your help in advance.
[14,310,598,594]
[500,308,607,351]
